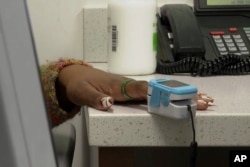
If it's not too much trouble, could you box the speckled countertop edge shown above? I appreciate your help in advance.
[85,63,250,146]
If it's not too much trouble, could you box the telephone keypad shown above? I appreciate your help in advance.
[211,28,250,56]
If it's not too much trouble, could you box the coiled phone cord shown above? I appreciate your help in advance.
[156,54,250,76]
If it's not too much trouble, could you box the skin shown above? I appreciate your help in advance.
[56,65,213,112]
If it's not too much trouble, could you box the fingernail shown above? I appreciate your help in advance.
[197,99,207,104]
[101,97,113,108]
[201,95,214,103]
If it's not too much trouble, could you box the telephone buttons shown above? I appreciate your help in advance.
[212,35,221,39]
[218,47,227,52]
[168,32,173,39]
[216,43,225,47]
[243,27,250,41]
[241,51,250,55]
[229,27,237,32]
[228,46,237,52]
[235,38,243,43]
[239,46,247,51]
[243,27,250,30]
[210,31,225,35]
[224,38,233,43]
[220,52,228,55]
[237,42,246,47]
[226,42,235,47]
[211,29,250,56]
[214,38,223,43]
[232,34,241,39]
[223,35,231,39]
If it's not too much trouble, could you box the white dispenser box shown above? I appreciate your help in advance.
[108,0,157,75]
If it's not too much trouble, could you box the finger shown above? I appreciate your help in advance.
[128,80,148,100]
[67,82,114,111]
[116,80,148,101]
[196,99,208,110]
[197,93,214,104]
[198,92,207,96]
[201,95,214,103]
[100,96,113,108]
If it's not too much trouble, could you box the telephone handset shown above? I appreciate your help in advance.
[156,4,250,76]
[159,4,205,61]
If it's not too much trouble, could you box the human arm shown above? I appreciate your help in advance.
[56,64,213,112]
[40,58,147,127]
[40,58,91,127]
[40,59,213,127]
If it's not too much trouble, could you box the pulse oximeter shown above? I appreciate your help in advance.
[148,78,198,119]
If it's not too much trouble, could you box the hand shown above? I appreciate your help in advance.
[196,92,214,110]
[56,65,148,111]
[56,64,213,111]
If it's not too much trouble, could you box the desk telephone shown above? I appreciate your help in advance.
[156,2,250,76]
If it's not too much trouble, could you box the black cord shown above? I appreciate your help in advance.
[156,54,250,76]
[187,105,196,142]
[187,105,198,167]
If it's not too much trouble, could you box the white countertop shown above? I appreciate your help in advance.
[84,63,250,147]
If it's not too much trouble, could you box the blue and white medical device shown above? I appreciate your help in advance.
[148,78,198,119]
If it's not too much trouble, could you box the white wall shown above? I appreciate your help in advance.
[27,0,193,64]
[27,2,89,167]
[83,0,193,8]
[27,0,85,64]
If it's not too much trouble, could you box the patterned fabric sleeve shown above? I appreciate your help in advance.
[40,58,91,127]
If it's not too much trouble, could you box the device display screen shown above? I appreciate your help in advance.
[159,80,188,88]
[207,0,250,6]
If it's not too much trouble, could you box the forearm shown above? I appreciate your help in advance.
[40,58,90,127]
